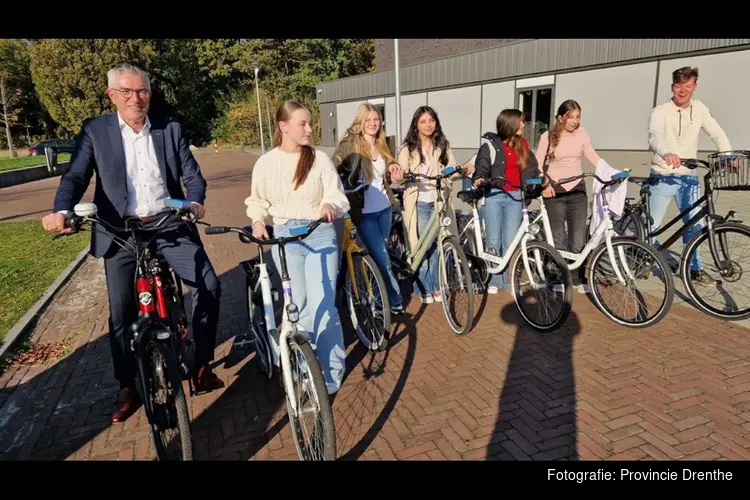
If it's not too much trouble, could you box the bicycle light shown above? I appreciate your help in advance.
[286,303,300,323]
[528,223,541,235]
[73,202,97,217]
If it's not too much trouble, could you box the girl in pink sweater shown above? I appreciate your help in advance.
[534,99,602,289]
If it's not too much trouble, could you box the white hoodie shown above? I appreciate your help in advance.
[648,98,731,175]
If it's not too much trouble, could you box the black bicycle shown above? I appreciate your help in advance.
[54,199,203,460]
[613,152,750,320]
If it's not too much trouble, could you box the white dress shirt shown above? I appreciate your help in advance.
[117,113,170,217]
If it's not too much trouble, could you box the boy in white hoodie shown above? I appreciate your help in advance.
[647,66,731,285]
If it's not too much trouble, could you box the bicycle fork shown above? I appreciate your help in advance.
[279,278,301,419]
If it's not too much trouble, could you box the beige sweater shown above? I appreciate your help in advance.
[648,98,732,175]
[245,147,350,226]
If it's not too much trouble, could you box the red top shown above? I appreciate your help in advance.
[502,138,528,192]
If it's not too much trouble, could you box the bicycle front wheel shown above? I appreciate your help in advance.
[510,239,572,331]
[681,222,750,320]
[344,252,390,351]
[438,236,474,335]
[587,238,674,328]
[143,340,193,461]
[285,332,336,460]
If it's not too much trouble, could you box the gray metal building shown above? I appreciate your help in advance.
[316,39,750,170]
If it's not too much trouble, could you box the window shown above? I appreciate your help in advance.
[516,86,554,150]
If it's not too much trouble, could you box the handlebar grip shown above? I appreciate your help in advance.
[558,176,576,184]
[204,226,229,235]
[164,198,193,211]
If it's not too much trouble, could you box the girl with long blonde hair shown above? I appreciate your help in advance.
[332,103,404,314]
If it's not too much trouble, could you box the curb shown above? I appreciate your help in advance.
[0,246,90,361]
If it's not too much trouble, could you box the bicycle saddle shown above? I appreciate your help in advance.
[457,189,484,203]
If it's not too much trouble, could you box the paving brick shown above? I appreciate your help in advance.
[2,149,749,461]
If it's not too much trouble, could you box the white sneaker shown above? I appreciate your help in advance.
[420,295,434,304]
[486,285,499,294]
[574,284,590,294]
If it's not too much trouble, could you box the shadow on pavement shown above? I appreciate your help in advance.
[490,302,581,460]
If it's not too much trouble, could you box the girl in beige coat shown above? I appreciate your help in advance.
[393,106,464,304]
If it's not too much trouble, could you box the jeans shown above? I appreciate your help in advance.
[479,189,522,290]
[271,219,345,394]
[545,190,588,284]
[414,201,439,296]
[647,173,703,271]
[357,207,403,308]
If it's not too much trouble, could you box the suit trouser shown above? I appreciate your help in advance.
[102,218,222,388]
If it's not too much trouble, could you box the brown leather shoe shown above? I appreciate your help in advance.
[192,366,225,394]
[112,387,139,423]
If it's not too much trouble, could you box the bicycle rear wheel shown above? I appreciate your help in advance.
[612,205,646,241]
[285,331,336,460]
[681,222,750,320]
[438,236,474,335]
[510,239,572,331]
[343,252,390,351]
[143,340,193,460]
[587,238,674,328]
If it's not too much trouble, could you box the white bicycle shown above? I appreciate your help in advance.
[531,169,675,328]
[455,174,573,331]
[204,218,336,460]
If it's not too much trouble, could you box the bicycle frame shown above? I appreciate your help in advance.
[458,176,551,289]
[627,159,742,274]
[390,166,461,281]
[532,180,632,285]
[341,183,376,302]
[205,218,327,419]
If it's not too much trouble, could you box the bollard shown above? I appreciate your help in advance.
[44,146,57,174]
[240,143,244,153]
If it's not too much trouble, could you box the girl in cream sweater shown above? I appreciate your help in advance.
[245,100,350,397]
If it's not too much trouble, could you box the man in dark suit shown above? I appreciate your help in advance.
[42,63,224,423]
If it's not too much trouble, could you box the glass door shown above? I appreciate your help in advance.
[517,86,553,150]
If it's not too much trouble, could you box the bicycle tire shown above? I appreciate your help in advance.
[613,206,647,241]
[248,283,273,378]
[438,236,474,336]
[509,239,572,332]
[143,339,193,461]
[344,252,390,352]
[587,237,674,328]
[681,222,750,320]
[285,331,336,461]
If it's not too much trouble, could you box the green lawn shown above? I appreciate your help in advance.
[0,220,89,342]
[0,153,72,173]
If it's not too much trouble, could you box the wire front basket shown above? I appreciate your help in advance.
[708,150,750,190]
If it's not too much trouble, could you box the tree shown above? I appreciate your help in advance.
[29,39,156,135]
[0,39,35,156]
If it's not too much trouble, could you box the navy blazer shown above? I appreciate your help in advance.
[53,112,207,258]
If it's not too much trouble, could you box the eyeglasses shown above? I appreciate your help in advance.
[111,88,151,99]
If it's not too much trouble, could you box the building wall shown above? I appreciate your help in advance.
[374,39,523,72]
[326,47,750,157]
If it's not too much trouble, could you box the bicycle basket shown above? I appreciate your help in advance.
[708,150,750,190]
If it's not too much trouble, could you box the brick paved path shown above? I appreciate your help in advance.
[1,150,749,460]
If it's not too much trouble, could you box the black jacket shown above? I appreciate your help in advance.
[471,132,542,191]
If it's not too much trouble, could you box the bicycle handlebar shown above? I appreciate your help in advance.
[557,169,631,186]
[474,175,545,191]
[343,182,368,195]
[402,165,465,183]
[680,158,710,169]
[204,217,327,246]
[52,198,201,240]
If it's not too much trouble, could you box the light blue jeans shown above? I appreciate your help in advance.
[647,173,703,271]
[357,207,403,308]
[414,201,439,296]
[271,219,345,394]
[479,188,523,290]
